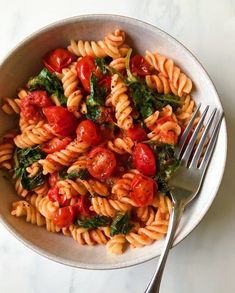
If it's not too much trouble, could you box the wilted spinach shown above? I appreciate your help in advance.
[27,68,67,106]
[110,212,133,237]
[77,215,112,229]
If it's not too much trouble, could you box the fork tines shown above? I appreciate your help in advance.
[176,104,223,172]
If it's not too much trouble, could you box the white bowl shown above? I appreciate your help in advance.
[0,14,227,269]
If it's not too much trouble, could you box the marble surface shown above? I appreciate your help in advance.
[0,0,234,292]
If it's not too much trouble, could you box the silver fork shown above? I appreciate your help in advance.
[145,104,224,293]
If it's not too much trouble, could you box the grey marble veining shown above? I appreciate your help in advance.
[0,0,234,292]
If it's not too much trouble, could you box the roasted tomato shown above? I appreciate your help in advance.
[75,195,91,217]
[48,173,60,187]
[42,137,72,154]
[43,106,77,136]
[43,48,76,73]
[76,120,101,145]
[126,125,147,142]
[47,186,70,206]
[87,146,116,180]
[99,76,112,92]
[20,90,52,120]
[76,56,97,92]
[130,55,152,76]
[133,143,156,176]
[130,174,157,207]
[53,206,75,228]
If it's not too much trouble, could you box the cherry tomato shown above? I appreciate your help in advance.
[87,146,117,180]
[133,143,156,176]
[76,56,97,92]
[99,76,112,92]
[130,55,152,76]
[126,125,147,142]
[130,174,157,207]
[43,48,76,73]
[48,173,59,187]
[43,106,77,136]
[47,186,69,206]
[74,195,91,217]
[76,120,101,145]
[20,91,52,120]
[42,137,72,154]
[99,123,114,144]
[97,107,114,124]
[53,206,75,228]
[159,131,178,145]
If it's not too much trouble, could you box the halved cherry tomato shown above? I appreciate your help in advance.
[42,137,72,154]
[99,76,112,92]
[76,56,97,92]
[97,107,114,124]
[48,173,59,187]
[75,195,91,217]
[20,91,52,120]
[130,174,157,207]
[133,143,156,176]
[126,125,147,142]
[47,186,70,206]
[53,206,75,228]
[43,106,77,136]
[76,120,101,145]
[130,55,152,76]
[87,146,116,180]
[159,131,178,145]
[43,48,76,73]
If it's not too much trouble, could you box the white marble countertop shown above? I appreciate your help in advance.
[0,0,234,292]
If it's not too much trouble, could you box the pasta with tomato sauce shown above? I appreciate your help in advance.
[0,28,198,255]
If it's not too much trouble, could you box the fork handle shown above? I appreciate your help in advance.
[144,200,185,293]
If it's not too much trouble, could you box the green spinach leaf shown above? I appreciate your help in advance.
[58,168,89,180]
[86,74,107,122]
[27,68,67,106]
[14,146,45,179]
[150,143,181,193]
[77,215,111,229]
[21,171,45,190]
[95,57,108,75]
[110,212,133,237]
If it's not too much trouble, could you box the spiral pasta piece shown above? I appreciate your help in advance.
[33,181,49,196]
[112,169,139,198]
[11,200,46,226]
[109,57,126,71]
[145,74,175,95]
[144,110,160,129]
[90,197,131,217]
[61,67,83,118]
[108,137,134,154]
[26,162,41,178]
[110,74,133,130]
[1,98,21,115]
[126,195,172,248]
[15,178,29,198]
[30,195,59,220]
[57,179,87,198]
[39,140,90,174]
[147,106,181,144]
[14,121,54,148]
[68,29,126,59]
[88,179,109,196]
[145,51,193,97]
[70,225,109,246]
[0,141,15,170]
[106,234,126,254]
[45,219,61,233]
[67,155,87,174]
[136,206,156,225]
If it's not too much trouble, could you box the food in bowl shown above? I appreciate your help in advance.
[0,28,199,255]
